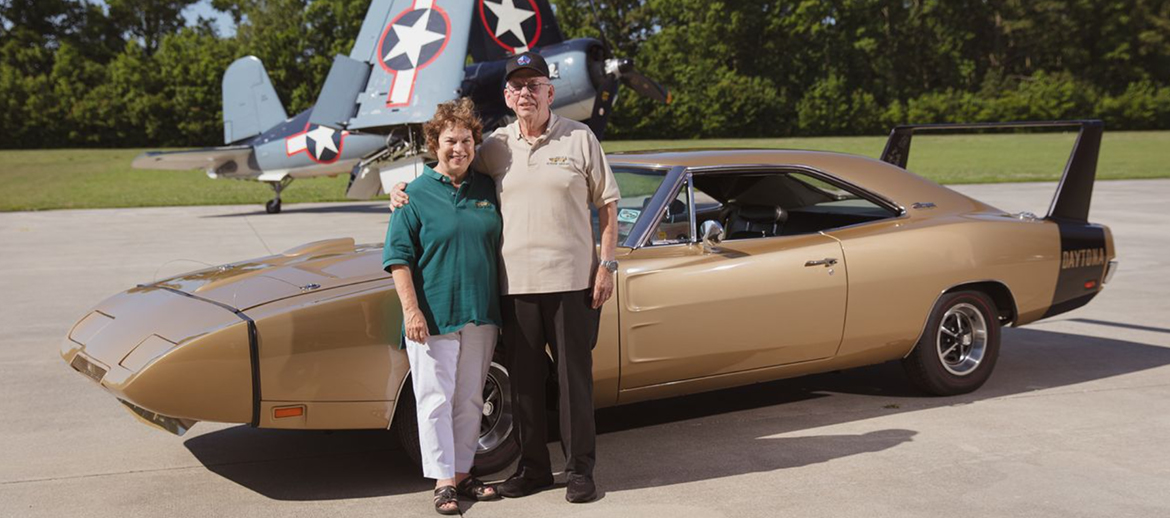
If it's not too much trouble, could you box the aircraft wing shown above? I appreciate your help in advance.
[131,146,255,172]
[318,0,473,131]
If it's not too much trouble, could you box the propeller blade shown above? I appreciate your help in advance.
[621,70,672,104]
[587,75,621,140]
[587,0,613,55]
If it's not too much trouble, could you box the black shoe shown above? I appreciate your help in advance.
[496,472,554,498]
[565,475,597,503]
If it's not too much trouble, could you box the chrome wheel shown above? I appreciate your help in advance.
[936,302,988,376]
[478,361,512,455]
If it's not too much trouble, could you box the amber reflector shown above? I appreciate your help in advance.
[274,407,304,418]
[1084,280,1097,289]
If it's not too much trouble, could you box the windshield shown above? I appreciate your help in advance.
[592,166,670,245]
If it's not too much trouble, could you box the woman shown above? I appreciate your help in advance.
[382,98,501,515]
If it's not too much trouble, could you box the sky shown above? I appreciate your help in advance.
[182,0,236,37]
[88,0,237,37]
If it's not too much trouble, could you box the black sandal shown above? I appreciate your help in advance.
[456,476,500,501]
[433,485,459,515]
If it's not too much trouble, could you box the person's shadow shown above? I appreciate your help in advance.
[183,325,1170,500]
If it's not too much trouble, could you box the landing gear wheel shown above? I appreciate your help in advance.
[263,177,292,214]
[902,290,1001,396]
[394,359,519,476]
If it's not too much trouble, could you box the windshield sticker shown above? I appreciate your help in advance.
[618,208,641,223]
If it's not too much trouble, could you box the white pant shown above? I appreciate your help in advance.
[405,323,498,480]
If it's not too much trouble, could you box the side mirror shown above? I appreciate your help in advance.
[700,220,724,250]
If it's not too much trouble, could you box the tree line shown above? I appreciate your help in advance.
[2,0,1169,149]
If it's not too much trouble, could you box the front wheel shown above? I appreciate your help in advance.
[394,360,519,475]
[902,290,1001,396]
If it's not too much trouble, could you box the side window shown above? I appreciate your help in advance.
[598,167,670,245]
[692,170,897,241]
[781,172,897,234]
[647,183,692,246]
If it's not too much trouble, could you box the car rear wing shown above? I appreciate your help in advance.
[879,120,1104,223]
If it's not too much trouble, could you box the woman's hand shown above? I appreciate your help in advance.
[403,307,430,343]
[389,265,427,343]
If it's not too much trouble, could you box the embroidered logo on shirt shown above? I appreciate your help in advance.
[475,200,494,209]
[546,156,571,167]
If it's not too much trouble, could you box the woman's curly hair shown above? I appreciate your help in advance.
[423,98,483,152]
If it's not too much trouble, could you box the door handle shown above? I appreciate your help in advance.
[805,258,838,267]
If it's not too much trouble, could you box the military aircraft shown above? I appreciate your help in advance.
[133,0,670,213]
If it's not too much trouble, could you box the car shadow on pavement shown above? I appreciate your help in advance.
[593,326,1170,492]
[184,428,429,500]
[184,327,1170,500]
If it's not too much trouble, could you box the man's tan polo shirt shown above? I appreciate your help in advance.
[475,114,621,295]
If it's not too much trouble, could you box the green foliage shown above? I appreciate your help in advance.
[1097,81,1170,130]
[797,74,882,135]
[107,0,198,54]
[152,26,242,144]
[2,0,1170,149]
[555,0,1170,138]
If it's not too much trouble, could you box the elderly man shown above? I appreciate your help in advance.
[391,52,620,503]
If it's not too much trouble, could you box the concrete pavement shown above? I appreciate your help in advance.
[1,181,1168,517]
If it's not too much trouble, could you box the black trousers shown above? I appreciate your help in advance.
[501,289,600,478]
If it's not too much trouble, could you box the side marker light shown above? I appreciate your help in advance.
[1084,280,1097,290]
[274,406,304,419]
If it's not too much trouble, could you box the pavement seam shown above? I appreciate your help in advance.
[241,213,274,255]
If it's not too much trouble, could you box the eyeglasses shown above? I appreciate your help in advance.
[506,80,551,93]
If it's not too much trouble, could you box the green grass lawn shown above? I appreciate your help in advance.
[2,131,1167,211]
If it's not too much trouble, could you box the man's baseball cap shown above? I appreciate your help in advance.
[505,52,550,80]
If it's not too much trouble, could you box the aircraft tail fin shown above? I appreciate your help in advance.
[222,56,289,144]
[469,0,565,62]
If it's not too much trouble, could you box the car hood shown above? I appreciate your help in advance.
[149,238,388,311]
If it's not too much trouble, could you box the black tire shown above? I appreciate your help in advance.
[902,290,1001,396]
[393,387,422,467]
[392,359,520,476]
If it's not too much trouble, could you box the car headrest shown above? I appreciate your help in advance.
[734,204,787,223]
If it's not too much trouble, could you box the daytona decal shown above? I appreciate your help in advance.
[1042,222,1108,319]
[1061,247,1107,270]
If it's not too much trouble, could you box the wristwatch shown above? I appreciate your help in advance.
[600,259,619,273]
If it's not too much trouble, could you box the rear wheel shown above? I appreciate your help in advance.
[393,359,519,476]
[902,290,1001,396]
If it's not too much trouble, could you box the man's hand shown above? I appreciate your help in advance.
[388,182,410,211]
[403,307,429,343]
[591,268,614,309]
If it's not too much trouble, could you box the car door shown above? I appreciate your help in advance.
[617,173,847,391]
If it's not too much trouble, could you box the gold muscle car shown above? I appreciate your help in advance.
[62,121,1118,473]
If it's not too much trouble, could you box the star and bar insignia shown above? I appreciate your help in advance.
[377,1,452,107]
[478,0,542,54]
